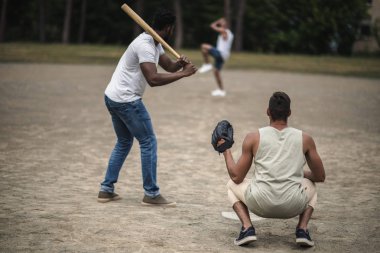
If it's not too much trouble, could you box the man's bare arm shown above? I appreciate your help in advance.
[210,18,227,34]
[222,133,256,184]
[158,54,191,73]
[140,61,196,87]
[158,54,181,73]
[303,133,326,182]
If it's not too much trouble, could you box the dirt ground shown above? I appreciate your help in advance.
[0,63,379,253]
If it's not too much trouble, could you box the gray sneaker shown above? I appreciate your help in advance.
[97,191,121,203]
[141,194,176,207]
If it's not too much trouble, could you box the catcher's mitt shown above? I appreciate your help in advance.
[211,120,234,153]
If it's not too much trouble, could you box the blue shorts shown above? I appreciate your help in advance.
[208,47,224,70]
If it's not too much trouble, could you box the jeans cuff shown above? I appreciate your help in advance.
[144,191,160,198]
[100,185,114,193]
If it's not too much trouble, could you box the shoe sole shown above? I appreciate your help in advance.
[199,68,212,74]
[296,238,314,247]
[211,91,226,97]
[234,235,257,246]
[141,201,177,207]
[97,196,121,203]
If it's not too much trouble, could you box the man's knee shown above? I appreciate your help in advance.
[302,178,316,194]
[227,180,237,203]
[226,178,251,207]
[115,137,133,153]
[227,188,240,205]
[118,136,133,146]
[201,43,210,52]
[139,134,157,149]
[226,179,236,190]
[302,178,318,208]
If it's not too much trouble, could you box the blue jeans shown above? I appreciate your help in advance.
[100,95,159,197]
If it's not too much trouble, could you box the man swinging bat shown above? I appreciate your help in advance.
[212,91,326,247]
[98,8,197,205]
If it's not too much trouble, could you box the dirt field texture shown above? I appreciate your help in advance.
[0,63,379,253]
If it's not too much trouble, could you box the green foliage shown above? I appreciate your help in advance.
[246,0,368,55]
[0,0,370,55]
[1,43,380,78]
[374,18,380,48]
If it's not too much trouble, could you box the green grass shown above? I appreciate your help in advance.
[1,43,380,78]
[0,43,125,65]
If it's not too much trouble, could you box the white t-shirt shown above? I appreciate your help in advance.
[216,29,234,60]
[105,33,165,102]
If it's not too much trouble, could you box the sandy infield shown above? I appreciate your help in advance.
[0,63,379,252]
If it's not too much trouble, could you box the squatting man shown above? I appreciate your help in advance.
[212,91,326,247]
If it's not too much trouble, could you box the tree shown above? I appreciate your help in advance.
[78,0,87,43]
[0,0,7,42]
[133,0,144,38]
[62,0,73,44]
[224,0,231,28]
[38,0,45,42]
[233,0,246,51]
[244,0,368,55]
[374,18,380,48]
[174,0,183,49]
[0,0,369,55]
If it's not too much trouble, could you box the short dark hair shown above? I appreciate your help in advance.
[269,91,291,121]
[152,8,176,30]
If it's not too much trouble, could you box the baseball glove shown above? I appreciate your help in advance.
[211,120,234,153]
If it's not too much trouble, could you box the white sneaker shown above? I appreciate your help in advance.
[211,89,226,97]
[199,63,213,73]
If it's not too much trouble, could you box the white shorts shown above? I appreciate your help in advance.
[227,178,317,213]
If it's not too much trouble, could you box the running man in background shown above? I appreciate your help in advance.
[199,17,234,97]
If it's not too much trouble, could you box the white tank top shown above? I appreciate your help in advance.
[245,126,308,218]
[216,29,234,60]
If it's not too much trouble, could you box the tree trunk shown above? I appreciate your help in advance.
[39,0,46,42]
[174,0,183,49]
[0,0,8,42]
[78,0,87,43]
[62,0,73,44]
[233,0,246,51]
[224,0,231,28]
[133,0,144,37]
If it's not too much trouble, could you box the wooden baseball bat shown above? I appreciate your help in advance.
[121,3,181,59]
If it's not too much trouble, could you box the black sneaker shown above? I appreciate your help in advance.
[97,191,121,203]
[234,226,257,246]
[141,194,176,207]
[296,228,315,247]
